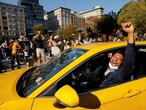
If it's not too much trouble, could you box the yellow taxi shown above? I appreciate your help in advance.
[0,41,146,110]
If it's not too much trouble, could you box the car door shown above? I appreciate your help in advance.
[31,77,146,110]
[89,77,146,110]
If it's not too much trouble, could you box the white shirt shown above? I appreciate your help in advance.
[104,68,115,76]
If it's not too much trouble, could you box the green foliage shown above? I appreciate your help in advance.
[57,25,78,40]
[118,1,146,33]
[94,13,117,35]
[32,23,47,35]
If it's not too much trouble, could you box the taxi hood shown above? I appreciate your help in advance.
[0,68,29,105]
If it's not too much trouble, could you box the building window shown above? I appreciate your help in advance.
[1,7,6,11]
[2,16,7,20]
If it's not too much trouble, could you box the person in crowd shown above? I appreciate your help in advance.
[82,36,91,44]
[143,33,146,40]
[33,31,46,65]
[113,29,124,41]
[9,39,22,70]
[64,39,71,50]
[47,36,60,56]
[23,43,29,65]
[0,40,9,57]
[70,39,77,47]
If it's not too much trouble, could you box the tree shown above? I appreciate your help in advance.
[117,1,146,34]
[94,12,118,35]
[32,23,47,35]
[57,25,78,40]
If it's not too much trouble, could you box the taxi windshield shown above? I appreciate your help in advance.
[17,48,87,97]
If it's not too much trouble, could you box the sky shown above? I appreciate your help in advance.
[1,0,132,14]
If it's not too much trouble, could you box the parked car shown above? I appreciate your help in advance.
[0,41,146,110]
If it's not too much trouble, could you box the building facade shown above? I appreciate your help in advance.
[45,7,85,32]
[79,6,104,19]
[71,11,85,31]
[18,0,45,35]
[79,6,104,30]
[45,7,72,31]
[0,2,26,40]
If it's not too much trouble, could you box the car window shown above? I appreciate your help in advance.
[17,48,87,97]
[131,46,146,79]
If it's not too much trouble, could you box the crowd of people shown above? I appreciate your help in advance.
[0,28,146,73]
[0,32,94,73]
[0,39,31,73]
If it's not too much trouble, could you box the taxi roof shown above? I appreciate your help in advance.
[73,41,146,50]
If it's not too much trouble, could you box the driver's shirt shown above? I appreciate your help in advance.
[104,68,115,76]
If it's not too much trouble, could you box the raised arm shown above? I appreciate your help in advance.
[121,22,135,44]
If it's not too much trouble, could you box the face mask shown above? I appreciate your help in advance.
[109,62,119,71]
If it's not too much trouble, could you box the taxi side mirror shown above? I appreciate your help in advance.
[54,85,79,107]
